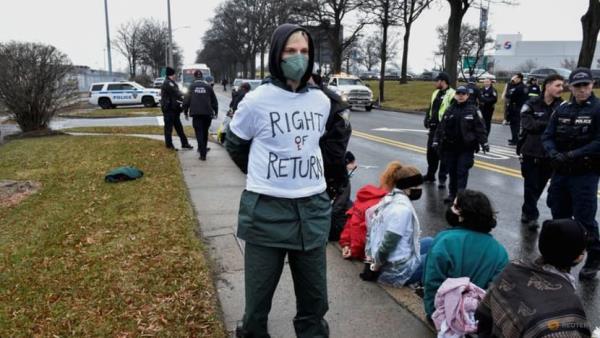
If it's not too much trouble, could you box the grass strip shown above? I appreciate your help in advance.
[0,135,225,337]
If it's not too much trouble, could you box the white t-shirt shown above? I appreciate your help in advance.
[229,83,331,198]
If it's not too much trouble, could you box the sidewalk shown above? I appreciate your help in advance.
[177,140,435,337]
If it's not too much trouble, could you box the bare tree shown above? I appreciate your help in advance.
[399,0,433,83]
[297,0,366,73]
[0,42,78,132]
[138,19,183,77]
[561,58,578,71]
[444,0,516,86]
[358,32,383,71]
[362,0,403,102]
[516,59,538,73]
[578,0,600,68]
[114,20,142,79]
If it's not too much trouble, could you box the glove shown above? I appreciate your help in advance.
[553,152,569,164]
[481,143,490,153]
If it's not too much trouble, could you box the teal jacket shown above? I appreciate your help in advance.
[422,227,508,316]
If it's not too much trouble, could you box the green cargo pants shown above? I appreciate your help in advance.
[241,242,329,338]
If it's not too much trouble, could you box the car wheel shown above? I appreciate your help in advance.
[142,96,155,108]
[366,104,373,112]
[98,97,112,109]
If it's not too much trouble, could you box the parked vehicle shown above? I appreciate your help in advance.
[420,71,440,81]
[359,71,380,80]
[231,79,263,95]
[180,63,212,94]
[153,77,165,88]
[88,81,161,109]
[528,67,572,83]
[591,69,600,88]
[327,74,374,111]
[458,69,496,82]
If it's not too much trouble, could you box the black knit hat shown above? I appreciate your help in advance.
[395,173,423,190]
[539,219,587,268]
[166,67,175,76]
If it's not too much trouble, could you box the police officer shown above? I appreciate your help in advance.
[183,70,218,161]
[518,74,564,229]
[161,67,193,151]
[506,73,529,146]
[424,72,455,188]
[527,77,541,97]
[479,78,498,136]
[466,76,481,106]
[433,86,489,204]
[542,67,600,280]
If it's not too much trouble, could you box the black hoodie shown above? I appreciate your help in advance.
[268,24,315,92]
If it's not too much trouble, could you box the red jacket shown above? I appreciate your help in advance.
[339,184,388,260]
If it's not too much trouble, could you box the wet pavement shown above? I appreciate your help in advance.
[346,107,600,327]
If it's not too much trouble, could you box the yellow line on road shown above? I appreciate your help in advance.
[353,130,525,178]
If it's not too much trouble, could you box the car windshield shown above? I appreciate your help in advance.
[555,68,572,78]
[233,79,243,86]
[338,78,364,86]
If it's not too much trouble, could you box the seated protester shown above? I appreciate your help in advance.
[339,161,399,260]
[361,162,434,287]
[476,219,591,338]
[422,189,508,318]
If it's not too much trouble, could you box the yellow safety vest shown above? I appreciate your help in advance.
[430,87,456,121]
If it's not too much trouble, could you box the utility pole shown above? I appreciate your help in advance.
[104,0,112,75]
[167,0,174,68]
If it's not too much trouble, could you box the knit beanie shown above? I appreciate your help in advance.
[166,67,175,76]
[539,219,587,268]
[394,166,423,190]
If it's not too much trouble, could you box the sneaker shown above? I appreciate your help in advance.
[166,146,178,151]
[579,253,600,280]
[182,144,194,150]
[423,175,436,183]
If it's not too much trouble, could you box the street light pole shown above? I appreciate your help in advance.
[167,0,174,68]
[104,0,113,75]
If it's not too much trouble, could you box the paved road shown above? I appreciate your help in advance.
[32,87,599,328]
[346,106,600,327]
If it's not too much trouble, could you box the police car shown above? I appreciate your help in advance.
[88,81,161,109]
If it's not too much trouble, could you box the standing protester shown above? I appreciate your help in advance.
[161,67,193,151]
[222,78,228,91]
[542,67,600,280]
[476,219,591,338]
[527,76,541,97]
[433,86,489,204]
[183,70,218,161]
[517,74,564,229]
[466,76,481,106]
[479,78,498,136]
[229,82,251,116]
[226,24,334,337]
[423,72,455,188]
[505,73,529,146]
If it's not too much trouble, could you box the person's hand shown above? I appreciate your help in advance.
[342,246,351,258]
[481,143,490,153]
[552,152,570,164]
[346,161,357,171]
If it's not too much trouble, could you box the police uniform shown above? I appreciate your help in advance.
[434,86,488,202]
[161,69,192,150]
[466,81,481,106]
[518,95,562,227]
[424,72,455,185]
[506,80,529,145]
[528,83,541,97]
[542,68,600,279]
[183,75,218,160]
[479,84,498,136]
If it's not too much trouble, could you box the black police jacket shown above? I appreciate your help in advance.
[183,80,218,117]
[466,83,481,106]
[479,86,498,112]
[319,86,352,197]
[542,93,600,174]
[161,78,183,114]
[434,101,488,152]
[518,96,562,158]
[229,90,247,113]
[506,82,528,117]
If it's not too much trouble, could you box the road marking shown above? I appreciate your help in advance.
[156,116,164,126]
[353,130,600,196]
[372,128,428,133]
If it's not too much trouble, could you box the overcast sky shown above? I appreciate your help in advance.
[0,0,591,73]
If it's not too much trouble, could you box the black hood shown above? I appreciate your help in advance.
[268,24,314,88]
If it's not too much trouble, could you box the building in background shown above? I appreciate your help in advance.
[72,65,127,92]
[489,34,600,72]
